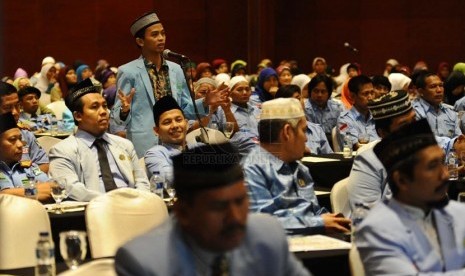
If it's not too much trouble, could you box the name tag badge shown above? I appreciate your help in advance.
[298,178,307,187]
[21,178,29,185]
[0,172,6,180]
[32,168,42,176]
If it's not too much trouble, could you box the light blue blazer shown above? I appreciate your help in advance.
[48,133,150,202]
[115,213,311,276]
[355,199,465,275]
[111,56,206,157]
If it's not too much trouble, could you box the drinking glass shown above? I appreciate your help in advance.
[164,172,176,206]
[59,231,87,270]
[50,178,68,214]
[223,122,234,138]
[357,132,369,145]
[458,192,465,203]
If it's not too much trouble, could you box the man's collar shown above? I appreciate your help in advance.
[75,129,110,148]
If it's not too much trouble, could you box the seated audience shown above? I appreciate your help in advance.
[0,82,49,173]
[0,112,53,202]
[355,119,465,275]
[275,85,333,154]
[371,75,391,99]
[304,74,343,136]
[243,98,350,234]
[250,67,279,108]
[337,75,379,149]
[116,143,311,276]
[145,96,190,180]
[48,79,149,201]
[412,72,461,138]
[18,86,55,131]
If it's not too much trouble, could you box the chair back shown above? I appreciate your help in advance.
[349,245,365,276]
[58,258,116,276]
[85,188,168,258]
[37,136,62,154]
[186,127,228,145]
[0,194,51,269]
[330,177,350,217]
[46,101,68,120]
[138,157,148,177]
[332,126,342,152]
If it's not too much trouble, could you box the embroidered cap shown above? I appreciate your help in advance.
[260,98,305,120]
[130,12,160,36]
[65,78,102,112]
[0,113,18,135]
[368,90,412,120]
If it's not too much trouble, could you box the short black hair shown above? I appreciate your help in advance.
[371,75,392,91]
[348,75,372,94]
[415,71,437,89]
[275,84,300,99]
[308,74,333,97]
[0,82,18,105]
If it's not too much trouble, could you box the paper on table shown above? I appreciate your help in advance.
[302,156,339,162]
[288,234,351,252]
[315,190,331,196]
[44,201,89,212]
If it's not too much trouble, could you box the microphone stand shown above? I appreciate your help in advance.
[179,59,210,144]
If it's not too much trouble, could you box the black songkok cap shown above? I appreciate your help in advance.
[18,86,41,100]
[373,118,437,173]
[172,142,244,199]
[368,90,412,120]
[153,96,183,127]
[65,78,101,112]
[0,113,18,135]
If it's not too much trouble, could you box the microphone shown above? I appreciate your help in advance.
[344,42,359,53]
[162,49,190,62]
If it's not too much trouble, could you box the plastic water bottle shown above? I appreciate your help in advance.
[351,203,369,240]
[447,149,459,180]
[150,172,165,199]
[35,232,55,276]
[24,176,38,199]
[342,133,353,158]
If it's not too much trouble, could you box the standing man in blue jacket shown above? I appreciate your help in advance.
[111,11,226,157]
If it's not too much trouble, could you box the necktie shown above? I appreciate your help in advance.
[94,138,118,192]
[211,254,229,276]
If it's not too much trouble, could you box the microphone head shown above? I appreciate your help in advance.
[162,49,171,59]
[344,42,350,47]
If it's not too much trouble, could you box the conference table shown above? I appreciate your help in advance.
[302,153,354,189]
[41,199,352,276]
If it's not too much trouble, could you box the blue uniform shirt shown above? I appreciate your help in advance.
[0,161,49,190]
[306,121,333,154]
[243,146,327,234]
[412,97,461,138]
[21,129,49,165]
[304,98,343,134]
[337,107,379,147]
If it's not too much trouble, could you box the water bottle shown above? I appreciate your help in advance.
[50,115,58,136]
[342,133,353,158]
[351,203,369,240]
[447,149,459,180]
[150,172,165,199]
[24,176,38,199]
[35,232,55,276]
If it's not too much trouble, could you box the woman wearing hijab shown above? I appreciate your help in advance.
[250,67,279,108]
[50,66,77,102]
[34,63,57,105]
[445,71,465,107]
